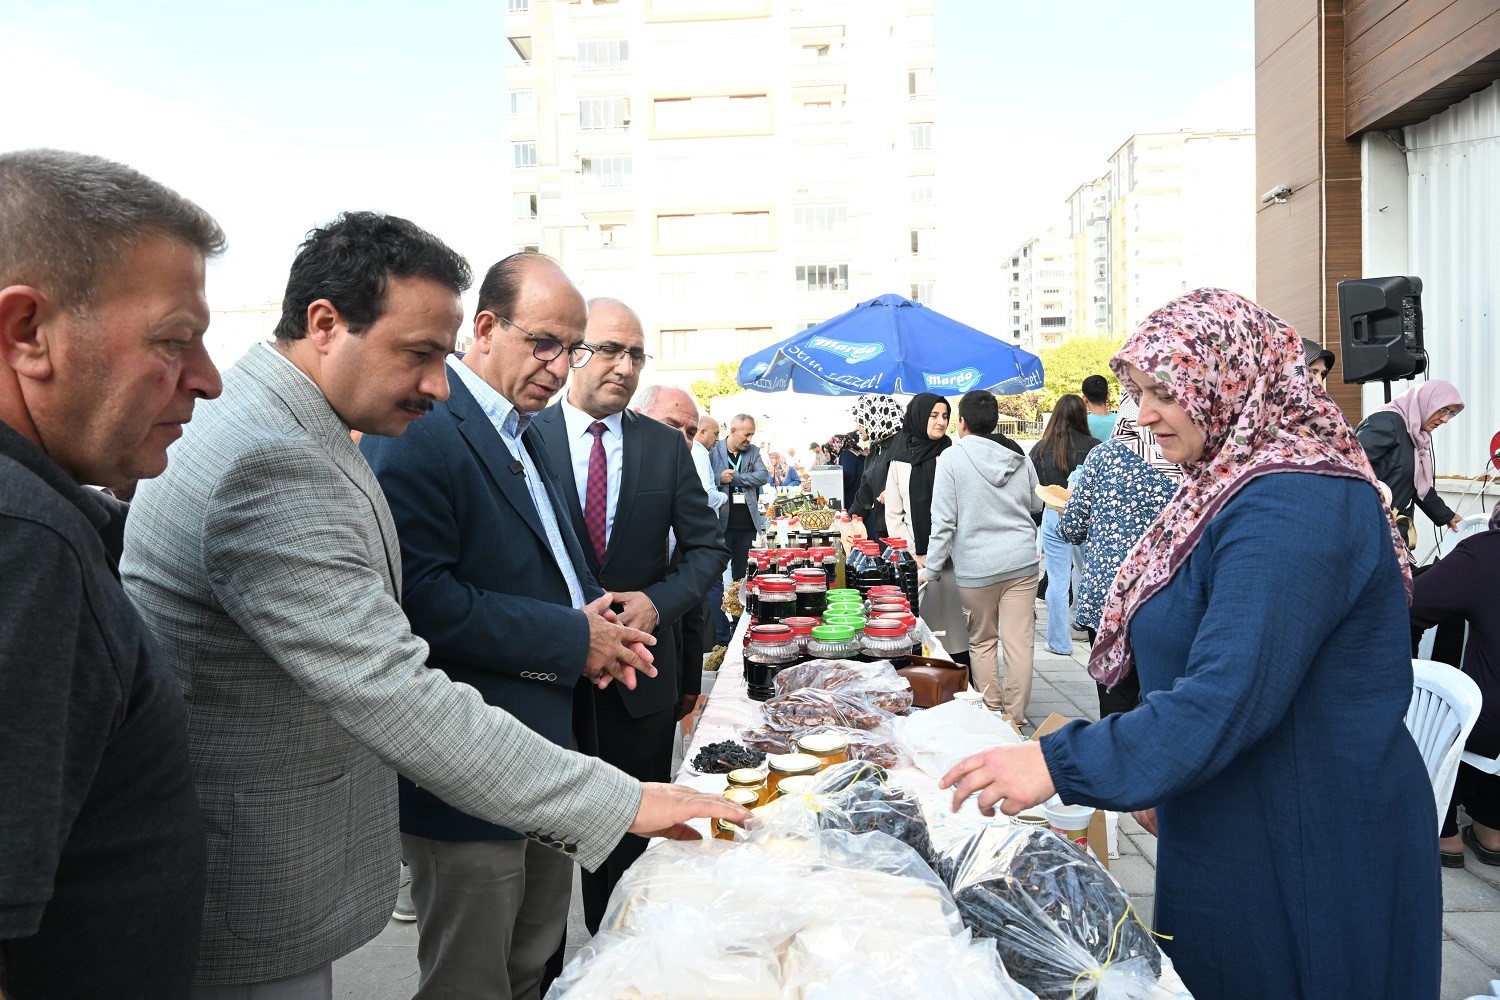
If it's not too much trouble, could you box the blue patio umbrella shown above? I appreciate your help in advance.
[737,293,1045,396]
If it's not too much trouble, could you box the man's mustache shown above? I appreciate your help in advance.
[399,398,435,413]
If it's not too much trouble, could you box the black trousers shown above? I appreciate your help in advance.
[725,526,757,580]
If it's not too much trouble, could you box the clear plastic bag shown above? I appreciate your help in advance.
[772,658,915,715]
[548,803,1032,999]
[760,686,896,732]
[802,760,936,864]
[939,825,1162,1000]
[738,722,906,769]
[894,697,1024,777]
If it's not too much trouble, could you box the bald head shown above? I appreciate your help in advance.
[696,415,720,450]
[635,384,698,444]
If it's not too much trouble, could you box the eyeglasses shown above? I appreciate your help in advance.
[496,315,595,369]
[587,340,651,370]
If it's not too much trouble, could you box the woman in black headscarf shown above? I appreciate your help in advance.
[885,394,968,665]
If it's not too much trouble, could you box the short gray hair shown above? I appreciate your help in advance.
[636,384,694,416]
[731,413,755,431]
[0,149,225,311]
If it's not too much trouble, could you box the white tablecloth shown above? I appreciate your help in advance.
[673,616,1193,998]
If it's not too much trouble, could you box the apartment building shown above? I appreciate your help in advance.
[1106,129,1256,334]
[1003,226,1073,353]
[1066,173,1111,337]
[503,0,938,382]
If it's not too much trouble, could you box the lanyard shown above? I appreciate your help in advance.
[727,450,742,472]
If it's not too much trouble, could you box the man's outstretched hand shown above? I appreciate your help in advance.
[628,782,753,840]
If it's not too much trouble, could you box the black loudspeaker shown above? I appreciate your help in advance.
[1337,276,1427,384]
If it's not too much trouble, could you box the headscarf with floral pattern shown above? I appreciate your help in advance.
[1088,288,1411,689]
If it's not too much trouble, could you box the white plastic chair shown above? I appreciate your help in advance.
[1405,659,1483,829]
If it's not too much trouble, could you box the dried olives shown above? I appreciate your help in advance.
[690,740,766,774]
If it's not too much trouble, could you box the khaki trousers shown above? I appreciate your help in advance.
[959,574,1039,722]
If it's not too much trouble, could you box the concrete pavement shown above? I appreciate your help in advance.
[334,615,1500,999]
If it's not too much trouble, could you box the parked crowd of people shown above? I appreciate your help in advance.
[3,148,1493,1000]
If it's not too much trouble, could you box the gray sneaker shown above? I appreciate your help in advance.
[393,862,416,922]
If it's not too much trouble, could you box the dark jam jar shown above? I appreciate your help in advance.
[745,624,801,701]
[807,546,837,588]
[792,568,828,618]
[742,575,760,621]
[755,577,796,625]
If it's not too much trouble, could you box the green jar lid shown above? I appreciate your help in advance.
[827,589,860,599]
[822,614,866,630]
[825,594,862,606]
[810,623,857,642]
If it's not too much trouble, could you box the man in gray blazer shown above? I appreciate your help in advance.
[710,413,769,581]
[122,213,746,998]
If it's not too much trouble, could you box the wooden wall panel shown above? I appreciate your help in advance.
[1256,189,1322,340]
[1257,20,1323,194]
[1344,0,1500,133]
[1257,0,1319,63]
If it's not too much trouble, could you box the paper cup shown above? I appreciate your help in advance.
[1044,800,1095,848]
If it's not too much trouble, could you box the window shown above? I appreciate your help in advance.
[579,97,629,131]
[522,244,540,252]
[654,94,769,134]
[513,193,537,220]
[801,43,830,60]
[735,271,769,298]
[660,272,690,300]
[597,223,627,248]
[1040,316,1067,328]
[1012,271,1020,281]
[577,38,629,71]
[910,228,934,256]
[909,123,932,151]
[910,179,933,205]
[657,210,770,249]
[794,263,848,292]
[581,155,631,188]
[792,204,848,236]
[1011,301,1020,310]
[507,0,529,10]
[513,141,536,168]
[509,89,535,117]
[910,281,934,305]
[908,67,933,99]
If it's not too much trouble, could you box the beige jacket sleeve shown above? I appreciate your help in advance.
[884,460,916,548]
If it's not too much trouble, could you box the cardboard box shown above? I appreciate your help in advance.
[1033,713,1110,869]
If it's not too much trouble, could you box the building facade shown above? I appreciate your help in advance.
[1002,228,1073,354]
[504,0,939,382]
[1066,174,1111,337]
[1255,0,1498,511]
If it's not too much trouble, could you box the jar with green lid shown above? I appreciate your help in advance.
[806,623,861,660]
[765,752,821,797]
[822,613,866,634]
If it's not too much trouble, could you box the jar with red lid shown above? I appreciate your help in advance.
[745,623,801,700]
[755,577,795,625]
[869,601,910,618]
[791,567,828,618]
[861,618,913,661]
[781,616,819,655]
[807,546,838,588]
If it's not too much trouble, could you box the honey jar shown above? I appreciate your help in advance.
[773,774,817,800]
[765,752,820,796]
[726,767,769,805]
[795,731,851,769]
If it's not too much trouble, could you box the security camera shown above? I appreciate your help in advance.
[1260,185,1292,206]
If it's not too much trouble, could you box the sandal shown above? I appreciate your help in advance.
[1461,825,1500,867]
[1441,849,1466,869]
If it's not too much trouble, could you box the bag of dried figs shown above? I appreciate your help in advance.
[939,825,1162,1000]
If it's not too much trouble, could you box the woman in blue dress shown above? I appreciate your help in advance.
[942,288,1441,1000]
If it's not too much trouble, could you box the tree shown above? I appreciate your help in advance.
[689,361,742,410]
[995,390,1042,422]
[1036,335,1126,414]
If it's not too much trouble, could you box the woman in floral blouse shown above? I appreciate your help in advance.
[1058,399,1180,715]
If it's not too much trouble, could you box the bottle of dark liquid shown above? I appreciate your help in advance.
[884,537,920,607]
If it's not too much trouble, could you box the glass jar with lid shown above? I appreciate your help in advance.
[861,618,912,661]
[745,624,801,701]
[806,623,861,660]
[741,575,760,622]
[726,767,769,806]
[765,752,821,796]
[774,774,817,800]
[792,567,828,618]
[755,577,796,625]
[781,616,819,655]
[795,731,851,768]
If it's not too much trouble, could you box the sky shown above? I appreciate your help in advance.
[1,0,1253,342]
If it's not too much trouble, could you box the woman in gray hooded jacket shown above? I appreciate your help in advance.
[922,390,1044,723]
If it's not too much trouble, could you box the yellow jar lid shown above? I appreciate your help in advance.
[726,767,768,786]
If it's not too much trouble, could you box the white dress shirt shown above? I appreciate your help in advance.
[693,440,727,513]
[560,398,624,547]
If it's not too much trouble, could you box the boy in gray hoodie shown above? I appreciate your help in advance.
[922,390,1043,722]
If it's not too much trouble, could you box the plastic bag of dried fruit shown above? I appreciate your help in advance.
[546,808,1030,1000]
[771,657,915,715]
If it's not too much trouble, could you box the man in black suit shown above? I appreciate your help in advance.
[360,255,660,1000]
[534,298,727,932]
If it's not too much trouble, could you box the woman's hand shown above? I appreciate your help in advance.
[939,741,1056,817]
[1132,808,1158,836]
[1448,515,1463,531]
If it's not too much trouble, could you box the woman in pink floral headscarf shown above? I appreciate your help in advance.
[1356,379,1466,544]
[941,289,1440,1000]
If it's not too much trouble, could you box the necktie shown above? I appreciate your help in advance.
[584,421,609,563]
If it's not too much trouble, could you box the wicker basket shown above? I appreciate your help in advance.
[797,508,836,530]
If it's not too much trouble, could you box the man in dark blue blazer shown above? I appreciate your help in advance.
[533,299,727,932]
[361,255,658,1000]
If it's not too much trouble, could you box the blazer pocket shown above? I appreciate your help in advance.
[227,773,352,943]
